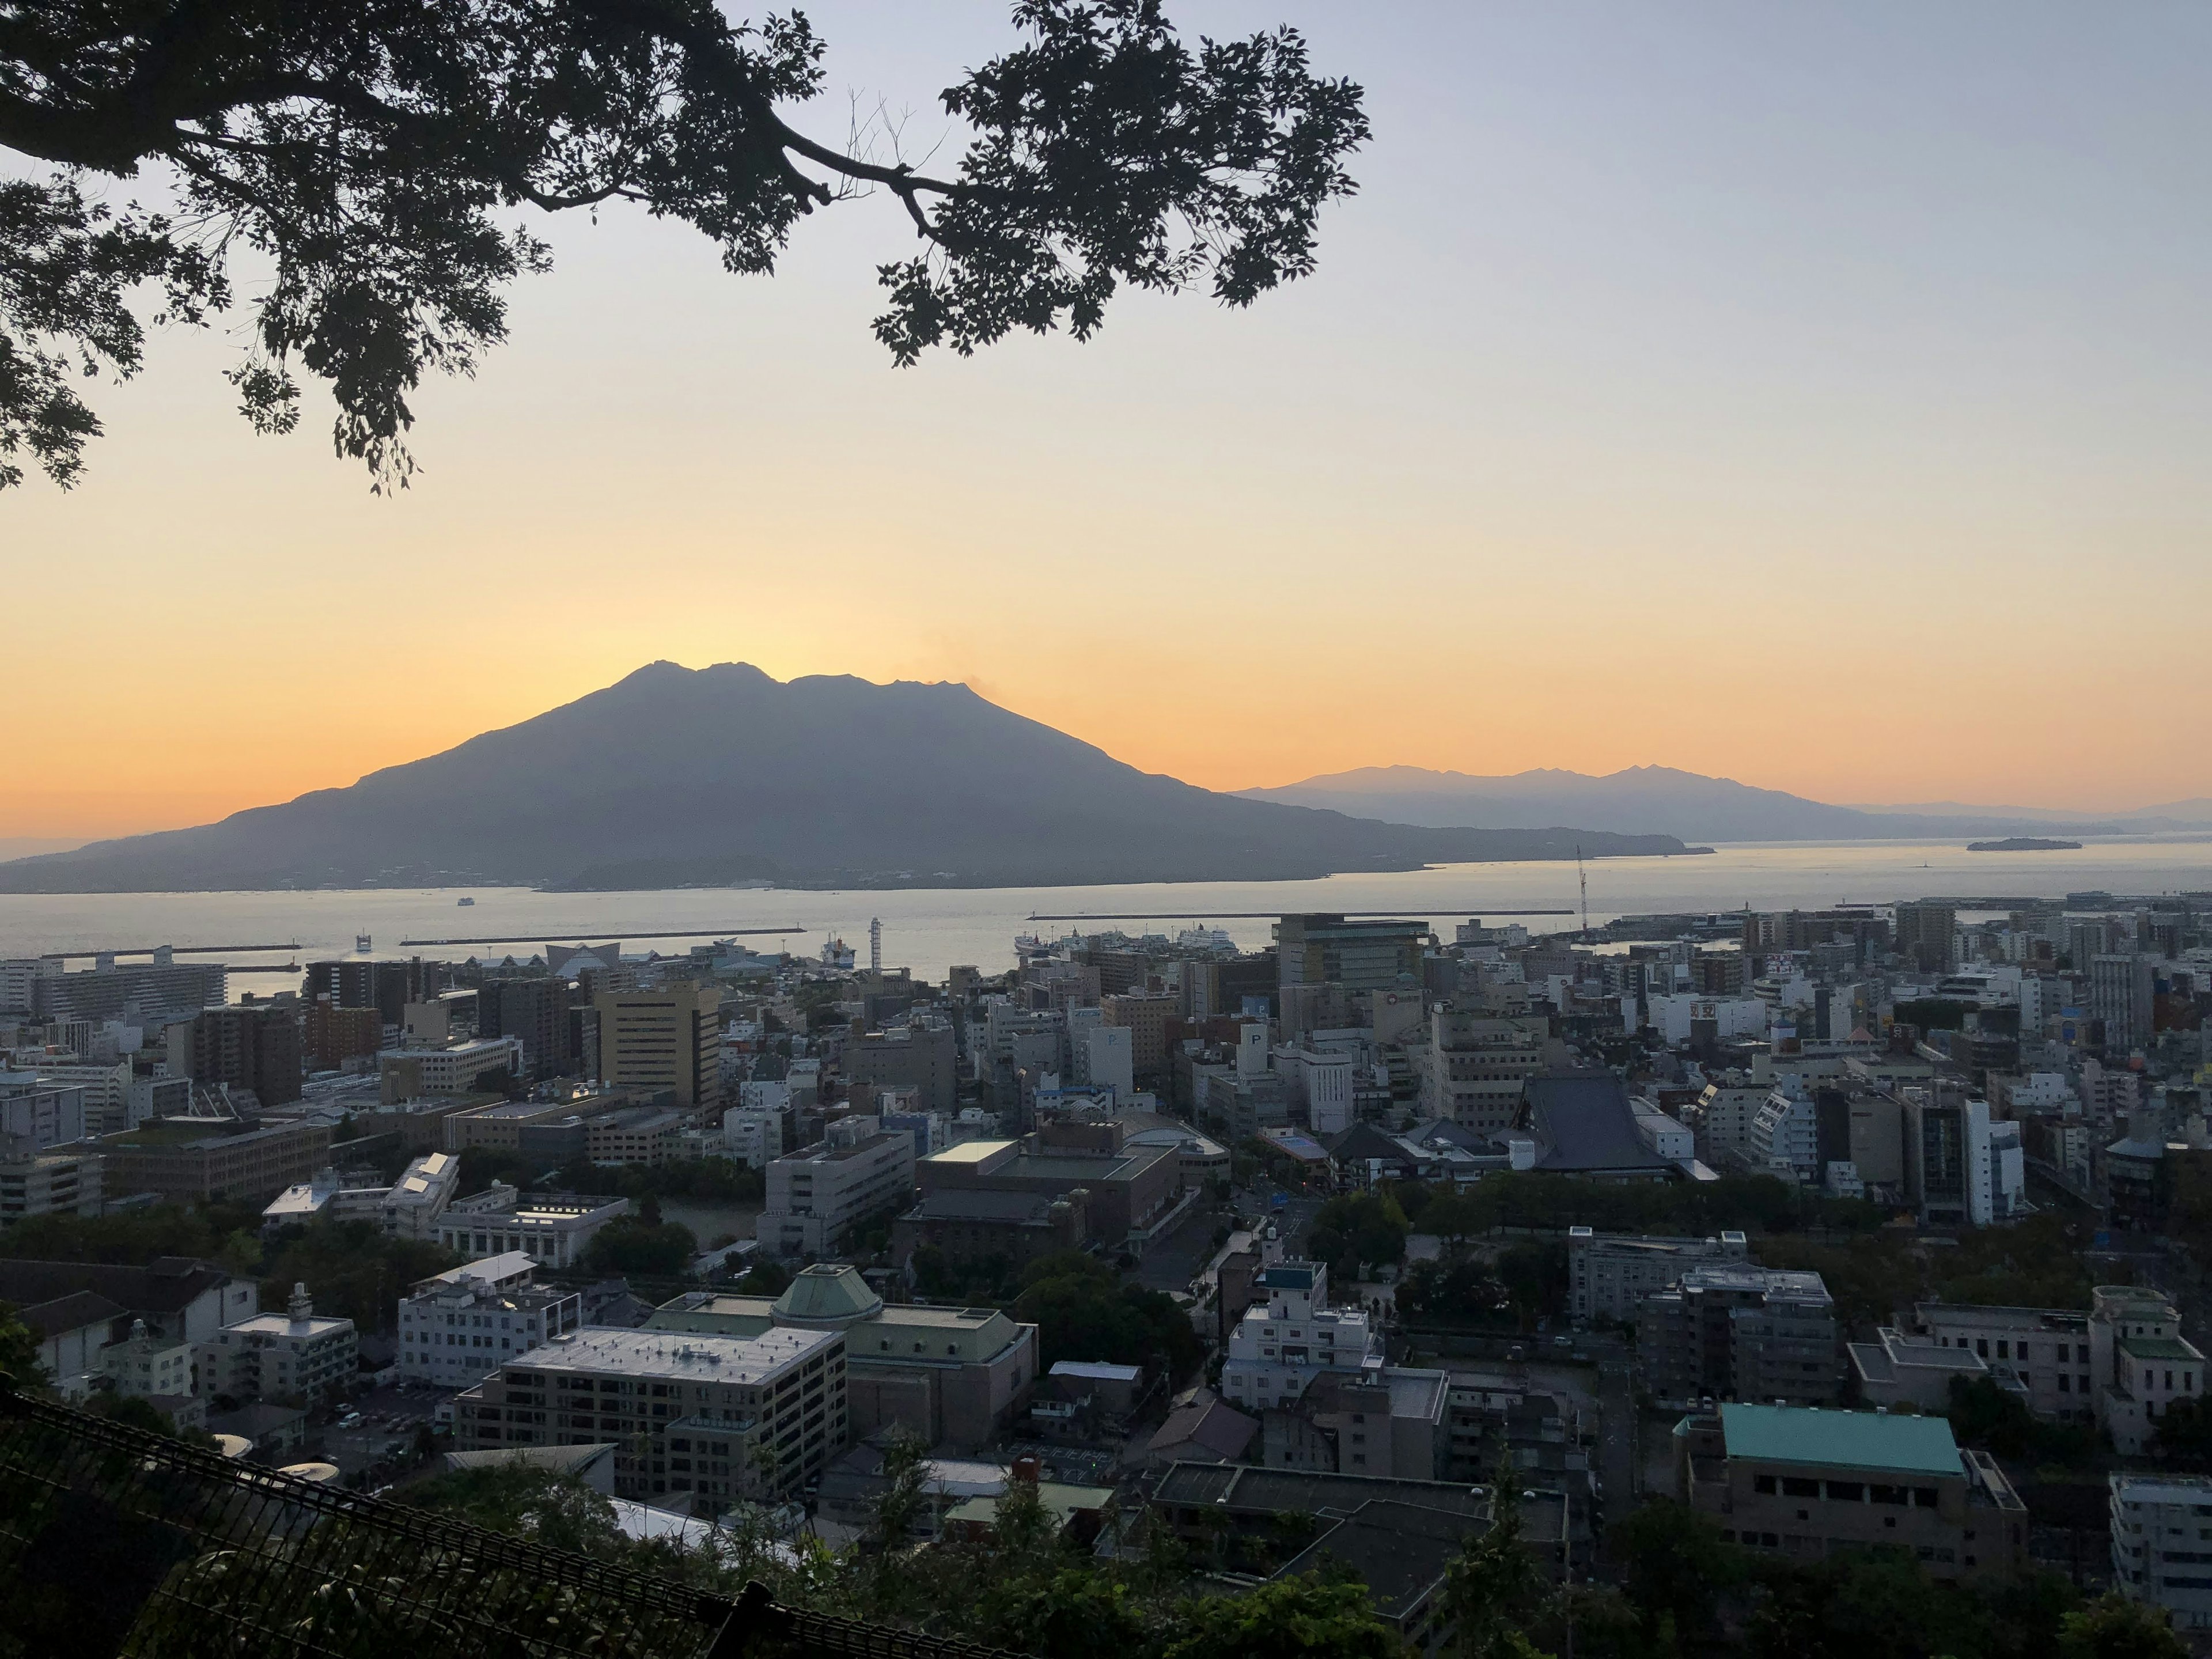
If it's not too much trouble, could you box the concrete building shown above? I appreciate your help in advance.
[1566,1227,1749,1326]
[1220,1260,1382,1411]
[378,1036,524,1104]
[168,1004,301,1106]
[1423,1012,1548,1136]
[0,1256,256,1395]
[2093,1285,2207,1456]
[437,1096,579,1153]
[1678,1402,2026,1579]
[912,1125,1180,1248]
[437,1185,630,1269]
[0,1071,87,1149]
[2091,955,2159,1054]
[29,958,226,1025]
[846,1019,959,1115]
[1275,915,1428,997]
[1103,991,1180,1080]
[98,1118,334,1203]
[582,1104,689,1166]
[397,1251,584,1389]
[1749,1085,1819,1183]
[477,977,576,1079]
[724,1083,789,1168]
[1851,1324,1997,1412]
[1639,1266,1839,1405]
[452,1323,846,1505]
[2111,1472,2212,1630]
[0,1145,103,1224]
[1896,902,1959,975]
[1262,1365,1450,1480]
[207,1282,358,1403]
[596,984,722,1115]
[756,1119,918,1257]
[1910,1304,2094,1422]
[649,1264,1037,1452]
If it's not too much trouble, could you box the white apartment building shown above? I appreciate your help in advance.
[756,1119,917,1257]
[437,1185,630,1269]
[453,1324,847,1504]
[206,1283,357,1403]
[1567,1227,1749,1325]
[101,1318,200,1411]
[0,1074,86,1150]
[0,1145,102,1222]
[3,1059,130,1134]
[1219,1260,1381,1411]
[2112,1472,2212,1629]
[1081,1026,1135,1100]
[1749,1084,1819,1183]
[398,1250,584,1389]
[1282,1047,1355,1137]
[725,1084,789,1168]
[1684,1082,1767,1165]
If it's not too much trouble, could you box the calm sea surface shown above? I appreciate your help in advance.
[5,837,2210,982]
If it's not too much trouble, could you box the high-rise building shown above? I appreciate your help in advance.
[1423,1010,1548,1135]
[846,1018,958,1113]
[479,977,577,1078]
[594,983,721,1114]
[2089,955,2158,1054]
[1101,991,1180,1081]
[1894,903,1958,975]
[25,957,226,1025]
[168,1004,302,1106]
[302,996,384,1070]
[1275,915,1427,997]
[1638,1266,1840,1405]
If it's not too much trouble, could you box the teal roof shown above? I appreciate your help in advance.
[1718,1404,1962,1479]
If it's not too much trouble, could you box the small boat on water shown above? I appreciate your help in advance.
[456,896,475,907]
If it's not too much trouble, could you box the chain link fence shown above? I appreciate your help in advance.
[0,1383,1007,1659]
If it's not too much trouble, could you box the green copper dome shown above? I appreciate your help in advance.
[771,1264,885,1329]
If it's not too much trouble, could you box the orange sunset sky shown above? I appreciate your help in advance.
[8,1,2212,843]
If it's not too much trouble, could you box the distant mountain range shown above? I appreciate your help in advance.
[0,665,1701,893]
[1240,764,2211,842]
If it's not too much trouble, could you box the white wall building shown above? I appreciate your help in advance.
[1749,1084,1819,1183]
[1219,1260,1381,1411]
[756,1119,917,1257]
[397,1250,584,1389]
[0,1074,86,1150]
[1648,995,1769,1046]
[437,1186,630,1269]
[207,1283,357,1403]
[1082,1026,1135,1101]
[2112,1472,2212,1629]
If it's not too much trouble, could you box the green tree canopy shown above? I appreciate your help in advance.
[2056,1594,2188,1659]
[1,0,1368,489]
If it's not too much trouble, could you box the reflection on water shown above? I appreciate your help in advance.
[3,836,2209,980]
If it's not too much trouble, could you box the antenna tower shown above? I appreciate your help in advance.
[1577,846,1589,940]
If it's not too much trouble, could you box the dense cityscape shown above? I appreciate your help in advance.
[5,894,2210,1655]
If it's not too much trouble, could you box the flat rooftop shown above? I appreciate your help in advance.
[1719,1403,1963,1479]
[508,1324,838,1384]
[921,1139,1015,1166]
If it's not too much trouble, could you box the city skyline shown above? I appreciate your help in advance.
[10,1,2212,837]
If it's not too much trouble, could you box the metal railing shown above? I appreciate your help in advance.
[0,1382,1009,1659]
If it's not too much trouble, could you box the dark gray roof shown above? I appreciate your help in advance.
[1522,1073,1678,1175]
[1145,1392,1259,1463]
[900,1189,1065,1223]
[1327,1123,1410,1165]
[1151,1461,1492,1520]
[0,1257,232,1319]
[15,1290,127,1341]
[1278,1501,1476,1622]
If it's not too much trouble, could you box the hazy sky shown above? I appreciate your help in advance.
[9,1,2212,840]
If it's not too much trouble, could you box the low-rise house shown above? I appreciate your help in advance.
[206,1283,358,1403]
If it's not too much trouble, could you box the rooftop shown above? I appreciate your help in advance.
[1914,1303,2087,1331]
[921,1139,1016,1166]
[2120,1334,2203,1362]
[1051,1361,1143,1384]
[1523,1073,1682,1175]
[1718,1403,1963,1479]
[507,1324,837,1384]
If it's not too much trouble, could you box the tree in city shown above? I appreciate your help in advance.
[0,1301,47,1389]
[2055,1593,2188,1659]
[1013,1251,1201,1381]
[1307,1191,1408,1280]
[1161,1574,1404,1659]
[580,1214,698,1277]
[1441,1476,1551,1659]
[1,0,1369,490]
[1609,1500,1744,1656]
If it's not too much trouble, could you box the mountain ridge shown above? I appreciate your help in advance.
[1239,764,2161,841]
[0,664,1700,893]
